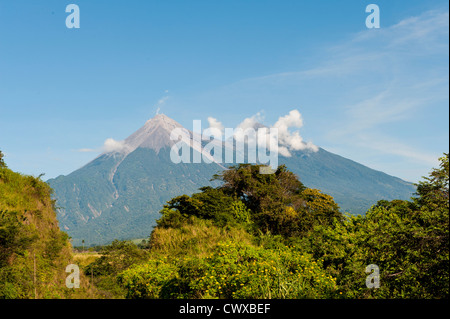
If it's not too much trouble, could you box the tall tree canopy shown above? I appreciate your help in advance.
[158,164,342,237]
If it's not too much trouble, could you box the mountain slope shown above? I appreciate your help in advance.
[48,114,416,246]
[48,115,224,245]
[279,148,415,213]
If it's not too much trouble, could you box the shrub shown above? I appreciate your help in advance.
[118,241,337,299]
[117,257,178,299]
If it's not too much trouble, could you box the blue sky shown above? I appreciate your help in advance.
[0,0,448,182]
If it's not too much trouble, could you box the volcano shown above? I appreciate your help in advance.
[48,114,415,245]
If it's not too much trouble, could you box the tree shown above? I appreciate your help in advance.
[414,153,449,211]
[158,164,344,238]
[86,240,148,276]
[215,164,305,209]
[213,164,307,234]
[0,150,6,169]
[157,187,248,228]
[84,240,149,298]
[300,188,342,230]
[297,155,449,298]
[347,155,448,298]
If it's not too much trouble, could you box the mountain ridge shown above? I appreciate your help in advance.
[48,114,416,245]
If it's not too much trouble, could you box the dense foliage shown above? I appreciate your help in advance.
[0,151,99,298]
[112,157,449,299]
[82,240,149,297]
[1,148,448,299]
[118,240,336,299]
[48,145,417,246]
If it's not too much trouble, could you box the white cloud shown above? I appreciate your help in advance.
[238,10,448,85]
[154,95,169,115]
[273,110,319,155]
[207,117,224,133]
[236,112,264,130]
[77,138,127,154]
[362,137,439,167]
[156,96,169,106]
[212,110,318,157]
[102,138,127,153]
[77,148,96,153]
[323,10,448,165]
[176,9,447,181]
[237,10,447,176]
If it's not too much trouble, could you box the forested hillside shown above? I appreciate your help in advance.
[0,151,98,298]
[1,149,447,299]
[85,155,449,299]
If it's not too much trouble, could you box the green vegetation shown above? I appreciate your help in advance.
[86,156,448,299]
[118,240,336,299]
[0,151,5,169]
[1,148,447,299]
[47,145,417,246]
[0,150,99,298]
[80,240,149,298]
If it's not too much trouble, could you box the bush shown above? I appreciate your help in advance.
[118,240,337,299]
[117,257,178,299]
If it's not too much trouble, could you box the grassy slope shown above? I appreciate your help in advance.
[0,165,99,298]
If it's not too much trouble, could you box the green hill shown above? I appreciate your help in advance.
[0,151,97,298]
